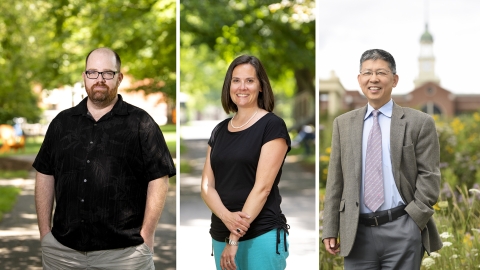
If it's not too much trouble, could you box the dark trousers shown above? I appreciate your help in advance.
[344,214,424,270]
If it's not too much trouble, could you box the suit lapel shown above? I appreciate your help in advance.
[350,106,367,188]
[390,103,406,186]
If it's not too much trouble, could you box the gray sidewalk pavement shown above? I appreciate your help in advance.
[178,139,317,269]
[0,155,177,270]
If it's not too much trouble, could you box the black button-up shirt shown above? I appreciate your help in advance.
[33,95,176,251]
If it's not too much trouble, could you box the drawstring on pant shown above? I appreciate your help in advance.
[275,224,290,254]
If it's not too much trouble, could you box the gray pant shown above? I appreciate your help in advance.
[344,214,424,270]
[41,232,155,270]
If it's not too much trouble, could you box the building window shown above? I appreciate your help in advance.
[426,86,435,96]
[421,102,442,115]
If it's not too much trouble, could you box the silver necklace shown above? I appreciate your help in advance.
[230,109,258,129]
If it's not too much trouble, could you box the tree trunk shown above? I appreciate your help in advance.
[291,68,315,131]
[294,68,315,94]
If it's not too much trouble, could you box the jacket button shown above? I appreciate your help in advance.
[356,202,359,207]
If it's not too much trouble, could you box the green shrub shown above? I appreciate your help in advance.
[320,111,480,269]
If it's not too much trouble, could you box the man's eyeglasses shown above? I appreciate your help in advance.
[85,70,118,80]
[360,69,392,77]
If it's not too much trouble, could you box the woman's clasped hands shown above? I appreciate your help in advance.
[221,211,250,237]
[219,211,250,270]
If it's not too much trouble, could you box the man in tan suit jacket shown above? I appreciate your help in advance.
[322,49,442,269]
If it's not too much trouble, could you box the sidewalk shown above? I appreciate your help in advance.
[0,156,177,270]
[178,139,317,269]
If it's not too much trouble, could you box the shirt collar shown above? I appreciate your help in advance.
[364,99,393,120]
[71,94,129,116]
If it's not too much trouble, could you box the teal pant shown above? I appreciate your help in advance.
[212,229,289,270]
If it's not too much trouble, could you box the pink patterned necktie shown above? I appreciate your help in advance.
[364,110,384,212]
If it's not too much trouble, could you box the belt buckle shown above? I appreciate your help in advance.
[370,216,379,227]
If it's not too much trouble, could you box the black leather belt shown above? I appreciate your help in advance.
[359,205,407,227]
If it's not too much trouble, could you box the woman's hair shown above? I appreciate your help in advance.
[221,55,275,113]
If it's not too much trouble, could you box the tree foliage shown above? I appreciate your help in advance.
[180,0,315,100]
[0,0,176,124]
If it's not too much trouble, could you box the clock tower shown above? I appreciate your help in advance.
[414,24,440,87]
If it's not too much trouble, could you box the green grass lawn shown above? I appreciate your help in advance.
[0,186,21,221]
[0,170,29,179]
[180,159,192,174]
[161,124,176,156]
[0,170,25,222]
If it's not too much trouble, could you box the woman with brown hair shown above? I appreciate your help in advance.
[201,55,291,270]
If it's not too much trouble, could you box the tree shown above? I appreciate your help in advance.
[180,0,315,126]
[0,0,44,123]
[0,0,176,124]
[47,0,177,98]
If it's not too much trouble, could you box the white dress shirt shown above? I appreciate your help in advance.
[360,99,405,213]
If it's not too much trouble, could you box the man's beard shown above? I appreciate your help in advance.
[86,83,117,107]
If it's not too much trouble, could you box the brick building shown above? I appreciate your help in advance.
[320,25,480,117]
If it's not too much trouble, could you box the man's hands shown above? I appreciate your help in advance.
[35,172,55,243]
[39,230,51,241]
[141,231,154,253]
[220,211,250,237]
[323,238,340,255]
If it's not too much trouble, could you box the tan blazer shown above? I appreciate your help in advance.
[322,102,442,256]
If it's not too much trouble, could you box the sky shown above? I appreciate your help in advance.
[317,0,480,94]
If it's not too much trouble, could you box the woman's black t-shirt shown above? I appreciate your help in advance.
[208,112,291,242]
